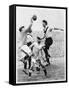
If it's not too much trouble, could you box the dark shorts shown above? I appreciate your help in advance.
[45,37,53,49]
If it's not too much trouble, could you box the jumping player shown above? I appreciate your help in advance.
[38,20,53,65]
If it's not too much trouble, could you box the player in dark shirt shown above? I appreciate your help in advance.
[39,20,53,65]
[42,20,53,65]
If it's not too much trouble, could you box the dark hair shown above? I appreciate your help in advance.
[42,20,48,25]
[27,42,32,46]
[37,37,41,44]
[37,36,41,40]
[19,26,24,32]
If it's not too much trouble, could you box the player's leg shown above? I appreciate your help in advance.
[38,59,47,76]
[28,56,31,69]
[23,55,29,69]
[43,48,50,65]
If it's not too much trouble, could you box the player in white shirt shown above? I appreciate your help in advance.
[19,15,37,71]
[28,37,47,77]
[19,15,37,47]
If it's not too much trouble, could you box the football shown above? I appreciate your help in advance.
[32,15,37,21]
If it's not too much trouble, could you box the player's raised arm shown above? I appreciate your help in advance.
[53,27,64,31]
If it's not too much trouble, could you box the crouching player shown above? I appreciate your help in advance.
[29,37,47,77]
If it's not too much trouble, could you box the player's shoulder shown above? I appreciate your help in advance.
[48,26,53,32]
[33,42,37,45]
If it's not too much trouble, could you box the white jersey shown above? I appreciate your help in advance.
[46,29,53,37]
[20,45,32,57]
[19,24,32,47]
[19,30,28,47]
[30,42,45,67]
[44,26,53,38]
[31,42,44,60]
[33,42,44,49]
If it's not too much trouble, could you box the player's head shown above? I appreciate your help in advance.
[32,15,37,21]
[19,26,24,32]
[42,20,48,27]
[27,41,32,47]
[37,36,41,44]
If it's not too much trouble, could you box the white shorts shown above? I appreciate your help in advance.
[21,45,32,56]
[31,57,39,67]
